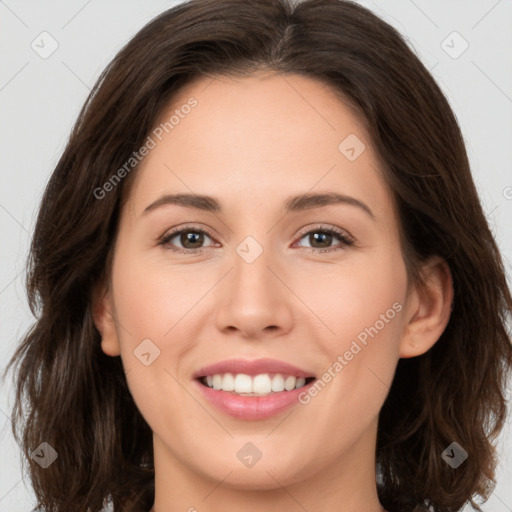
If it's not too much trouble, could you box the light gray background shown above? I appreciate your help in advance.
[1,1,511,510]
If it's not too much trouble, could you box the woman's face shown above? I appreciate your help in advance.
[96,71,422,495]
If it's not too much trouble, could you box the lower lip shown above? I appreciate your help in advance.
[193,379,316,421]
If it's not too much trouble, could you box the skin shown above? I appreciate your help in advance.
[93,71,453,512]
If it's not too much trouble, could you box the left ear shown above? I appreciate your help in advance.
[399,256,454,358]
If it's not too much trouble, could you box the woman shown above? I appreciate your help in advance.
[5,0,511,511]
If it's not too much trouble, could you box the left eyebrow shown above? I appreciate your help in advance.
[283,192,375,220]
[142,191,375,220]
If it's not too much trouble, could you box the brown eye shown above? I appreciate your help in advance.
[159,224,354,254]
[159,227,216,253]
[307,232,334,249]
[177,231,205,249]
[295,226,354,252]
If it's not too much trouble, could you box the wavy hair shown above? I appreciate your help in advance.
[4,0,512,511]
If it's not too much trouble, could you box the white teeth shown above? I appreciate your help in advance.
[253,374,272,394]
[234,374,252,393]
[271,374,285,392]
[284,375,296,391]
[212,374,222,390]
[221,373,235,391]
[201,373,312,394]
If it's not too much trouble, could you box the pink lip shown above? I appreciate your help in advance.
[192,358,316,379]
[191,358,316,421]
[192,378,316,421]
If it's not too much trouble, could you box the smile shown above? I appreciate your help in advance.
[192,358,317,420]
[199,373,315,395]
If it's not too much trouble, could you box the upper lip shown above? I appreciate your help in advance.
[192,358,316,379]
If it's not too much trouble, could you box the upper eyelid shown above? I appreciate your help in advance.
[295,224,352,239]
[160,223,354,247]
[161,223,350,237]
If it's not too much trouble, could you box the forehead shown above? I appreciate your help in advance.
[126,71,393,221]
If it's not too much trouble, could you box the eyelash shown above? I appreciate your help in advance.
[158,224,355,254]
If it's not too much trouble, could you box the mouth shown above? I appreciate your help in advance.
[197,373,316,396]
[192,358,317,420]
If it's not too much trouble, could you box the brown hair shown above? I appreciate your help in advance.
[4,0,512,511]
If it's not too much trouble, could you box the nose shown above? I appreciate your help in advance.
[214,244,294,340]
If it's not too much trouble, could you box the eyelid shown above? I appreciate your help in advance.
[158,223,355,253]
[158,223,218,252]
[294,224,354,244]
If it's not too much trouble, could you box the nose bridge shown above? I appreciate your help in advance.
[214,234,293,337]
[231,236,279,304]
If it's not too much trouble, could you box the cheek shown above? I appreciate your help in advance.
[294,246,407,348]
[109,247,203,433]
[111,242,206,345]
[294,248,406,414]
[107,243,210,425]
